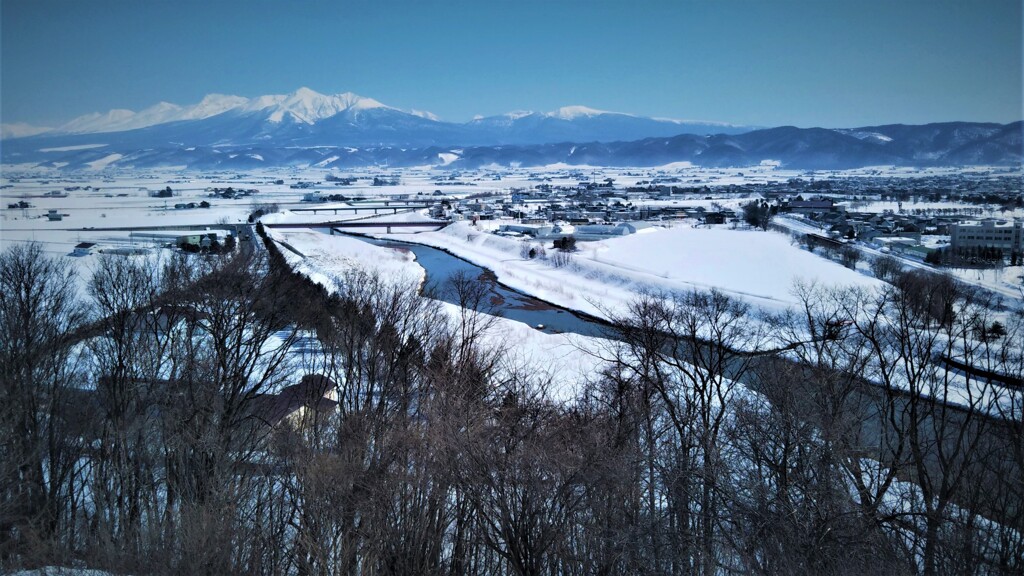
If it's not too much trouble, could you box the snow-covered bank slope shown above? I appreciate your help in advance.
[268,229,609,400]
[268,228,422,287]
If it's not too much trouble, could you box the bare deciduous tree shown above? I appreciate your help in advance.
[0,243,87,567]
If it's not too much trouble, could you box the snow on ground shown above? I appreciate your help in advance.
[38,143,109,152]
[268,228,422,288]
[947,265,1024,302]
[442,302,607,401]
[262,207,441,232]
[326,209,444,235]
[85,153,124,170]
[588,225,882,306]
[0,167,488,277]
[269,228,609,400]
[379,221,883,318]
[261,207,396,226]
[2,167,1018,407]
[375,220,1022,416]
[849,200,1023,218]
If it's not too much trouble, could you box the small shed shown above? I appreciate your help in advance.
[73,242,96,256]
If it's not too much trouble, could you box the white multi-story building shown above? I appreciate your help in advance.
[949,219,1024,255]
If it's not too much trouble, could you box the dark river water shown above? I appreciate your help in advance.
[350,235,608,338]
[339,232,1019,514]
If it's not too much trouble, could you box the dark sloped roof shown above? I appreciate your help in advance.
[250,374,338,427]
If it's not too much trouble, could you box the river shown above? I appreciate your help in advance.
[353,235,609,338]
[349,231,1020,521]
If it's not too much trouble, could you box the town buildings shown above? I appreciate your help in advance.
[950,220,1023,256]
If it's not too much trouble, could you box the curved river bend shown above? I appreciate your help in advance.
[357,235,608,338]
[349,232,1020,518]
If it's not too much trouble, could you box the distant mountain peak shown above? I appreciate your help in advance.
[57,108,138,133]
[1,88,758,150]
[505,110,535,120]
[38,88,399,134]
[185,93,249,119]
[410,109,440,121]
[262,89,391,124]
[292,86,319,97]
[333,91,389,112]
[546,105,616,120]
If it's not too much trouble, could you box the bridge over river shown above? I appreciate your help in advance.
[265,220,450,234]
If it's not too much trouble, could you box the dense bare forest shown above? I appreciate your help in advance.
[1,236,1022,575]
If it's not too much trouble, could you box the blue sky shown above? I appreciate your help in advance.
[2,0,1021,128]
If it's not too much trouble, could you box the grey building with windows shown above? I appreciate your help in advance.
[949,220,1023,255]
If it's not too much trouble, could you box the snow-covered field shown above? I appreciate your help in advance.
[0,167,499,276]
[3,165,1020,307]
[589,225,881,306]
[378,221,882,318]
[949,265,1024,298]
[2,166,1020,411]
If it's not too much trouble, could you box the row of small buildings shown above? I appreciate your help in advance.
[497,221,649,241]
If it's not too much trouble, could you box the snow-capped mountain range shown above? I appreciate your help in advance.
[2,87,749,145]
[5,89,397,136]
[2,88,1020,170]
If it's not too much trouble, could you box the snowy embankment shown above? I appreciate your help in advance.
[375,223,1024,415]
[267,229,608,400]
[268,228,422,288]
[378,221,883,319]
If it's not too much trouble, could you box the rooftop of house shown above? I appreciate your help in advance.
[249,374,338,427]
[954,219,1022,229]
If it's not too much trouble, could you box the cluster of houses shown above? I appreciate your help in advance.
[428,172,1023,264]
[129,229,231,250]
[776,196,1023,260]
[5,205,70,221]
[497,221,648,241]
[781,198,933,242]
[438,194,740,227]
[207,186,259,200]
[172,201,211,210]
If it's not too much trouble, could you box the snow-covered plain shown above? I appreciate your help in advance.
[377,221,883,318]
[3,163,1016,314]
[0,167,503,269]
[2,165,1020,410]
[0,162,802,272]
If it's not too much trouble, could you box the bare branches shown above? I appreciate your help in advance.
[2,240,1021,576]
